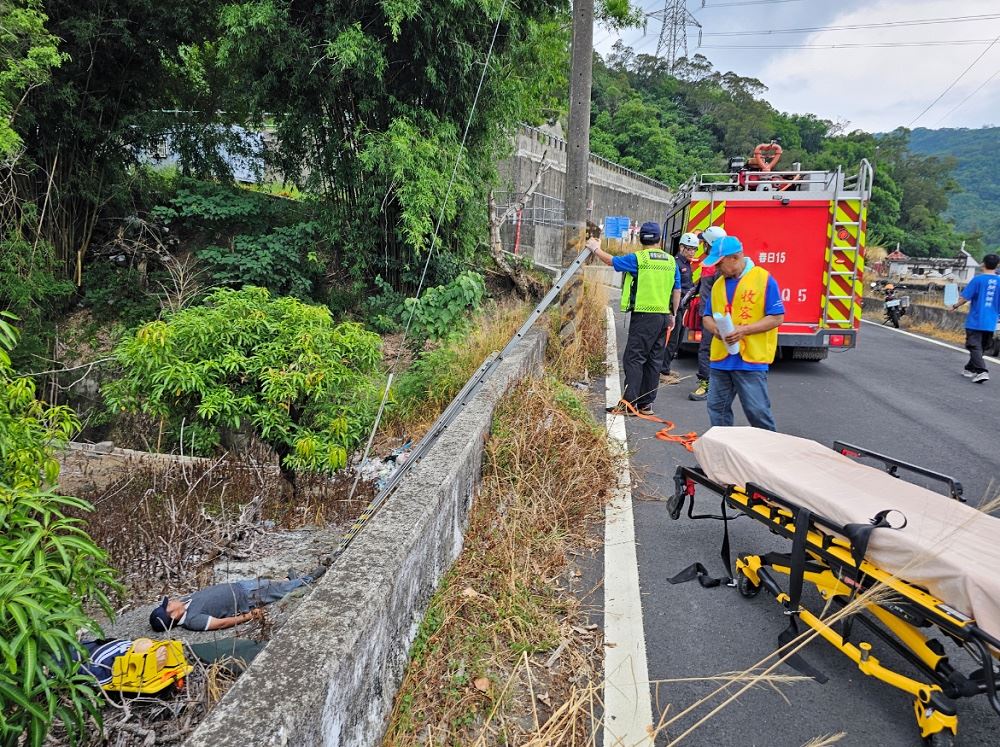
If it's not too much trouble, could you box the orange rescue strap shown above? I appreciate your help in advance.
[608,399,699,452]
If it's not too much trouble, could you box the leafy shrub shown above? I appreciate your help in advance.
[150,179,287,233]
[104,287,383,477]
[403,271,485,342]
[80,261,163,328]
[195,222,323,299]
[390,300,529,429]
[151,179,325,300]
[362,275,406,334]
[0,228,75,367]
[0,314,119,744]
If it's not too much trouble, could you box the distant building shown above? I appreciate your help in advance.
[885,249,979,285]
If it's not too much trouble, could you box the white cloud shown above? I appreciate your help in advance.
[757,0,1000,131]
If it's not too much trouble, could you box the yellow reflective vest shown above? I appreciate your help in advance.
[709,266,779,364]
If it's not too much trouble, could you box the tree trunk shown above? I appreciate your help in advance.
[488,192,543,300]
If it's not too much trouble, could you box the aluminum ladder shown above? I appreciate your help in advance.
[821,167,864,328]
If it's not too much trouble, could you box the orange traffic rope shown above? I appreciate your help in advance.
[607,399,699,452]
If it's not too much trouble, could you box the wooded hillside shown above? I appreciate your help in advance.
[908,127,1000,252]
[588,45,987,259]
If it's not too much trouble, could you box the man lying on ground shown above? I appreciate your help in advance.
[149,565,327,632]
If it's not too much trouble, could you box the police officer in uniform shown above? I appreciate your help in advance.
[590,221,681,415]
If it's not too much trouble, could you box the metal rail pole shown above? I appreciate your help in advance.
[329,244,596,563]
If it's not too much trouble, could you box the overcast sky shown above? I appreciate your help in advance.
[594,0,1000,132]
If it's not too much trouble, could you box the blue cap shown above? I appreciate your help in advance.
[638,221,661,244]
[701,235,744,267]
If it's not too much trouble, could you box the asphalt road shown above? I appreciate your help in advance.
[611,314,1000,747]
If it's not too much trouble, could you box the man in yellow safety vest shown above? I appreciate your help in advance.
[700,235,784,430]
[590,221,681,415]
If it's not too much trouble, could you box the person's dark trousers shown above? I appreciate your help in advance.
[964,329,992,374]
[706,369,777,430]
[623,312,670,408]
[695,279,713,380]
[660,320,683,374]
[696,331,711,380]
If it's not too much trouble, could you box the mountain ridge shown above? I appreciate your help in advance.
[907,126,1000,251]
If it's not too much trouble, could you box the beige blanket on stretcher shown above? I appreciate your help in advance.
[693,427,1000,640]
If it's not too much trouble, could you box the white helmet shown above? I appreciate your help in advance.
[701,225,727,246]
[679,232,699,248]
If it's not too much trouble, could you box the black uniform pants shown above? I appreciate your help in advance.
[623,312,671,409]
[660,320,683,374]
[695,279,713,381]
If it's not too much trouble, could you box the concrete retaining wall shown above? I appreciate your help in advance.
[186,328,547,747]
[496,126,673,268]
[863,296,966,332]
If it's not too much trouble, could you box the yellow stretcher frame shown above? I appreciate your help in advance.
[669,458,1000,747]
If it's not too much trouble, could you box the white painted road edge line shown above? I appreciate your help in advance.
[861,318,1000,365]
[603,306,654,746]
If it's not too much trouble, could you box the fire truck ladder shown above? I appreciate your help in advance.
[821,167,864,329]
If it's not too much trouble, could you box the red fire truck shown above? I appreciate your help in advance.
[662,150,874,361]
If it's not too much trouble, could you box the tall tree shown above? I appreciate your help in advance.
[213,0,572,290]
[8,0,225,276]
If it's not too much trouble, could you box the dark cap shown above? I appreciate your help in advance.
[149,597,176,632]
[638,221,661,244]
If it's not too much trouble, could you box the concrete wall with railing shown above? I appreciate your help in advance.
[496,126,674,267]
[186,329,547,747]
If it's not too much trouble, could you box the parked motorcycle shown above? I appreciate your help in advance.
[882,284,907,328]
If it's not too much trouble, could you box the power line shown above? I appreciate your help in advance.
[703,13,1000,37]
[933,67,1000,126]
[699,0,810,7]
[908,32,1000,127]
[701,39,999,49]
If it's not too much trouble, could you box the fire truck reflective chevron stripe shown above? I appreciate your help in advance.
[831,200,861,247]
[821,199,867,329]
[687,200,726,283]
[687,200,726,234]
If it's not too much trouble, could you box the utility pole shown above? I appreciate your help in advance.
[649,0,702,72]
[563,0,595,268]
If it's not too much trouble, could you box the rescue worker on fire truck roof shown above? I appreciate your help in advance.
[590,221,681,415]
[688,225,727,402]
[700,235,785,431]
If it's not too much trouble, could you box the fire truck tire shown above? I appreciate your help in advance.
[789,347,828,362]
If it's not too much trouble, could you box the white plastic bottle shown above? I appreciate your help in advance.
[713,312,742,356]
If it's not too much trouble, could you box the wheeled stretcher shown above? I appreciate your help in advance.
[668,427,1000,746]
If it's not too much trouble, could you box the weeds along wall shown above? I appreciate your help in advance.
[186,327,548,747]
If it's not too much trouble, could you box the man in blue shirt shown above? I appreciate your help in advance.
[700,236,785,430]
[951,253,999,383]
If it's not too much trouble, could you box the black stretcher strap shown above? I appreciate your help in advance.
[778,616,830,684]
[668,497,735,587]
[668,562,726,588]
[838,509,906,641]
[777,506,830,682]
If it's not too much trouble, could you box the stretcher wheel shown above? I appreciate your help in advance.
[924,731,954,747]
[737,570,762,598]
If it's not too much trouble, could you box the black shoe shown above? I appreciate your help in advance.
[302,565,327,583]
